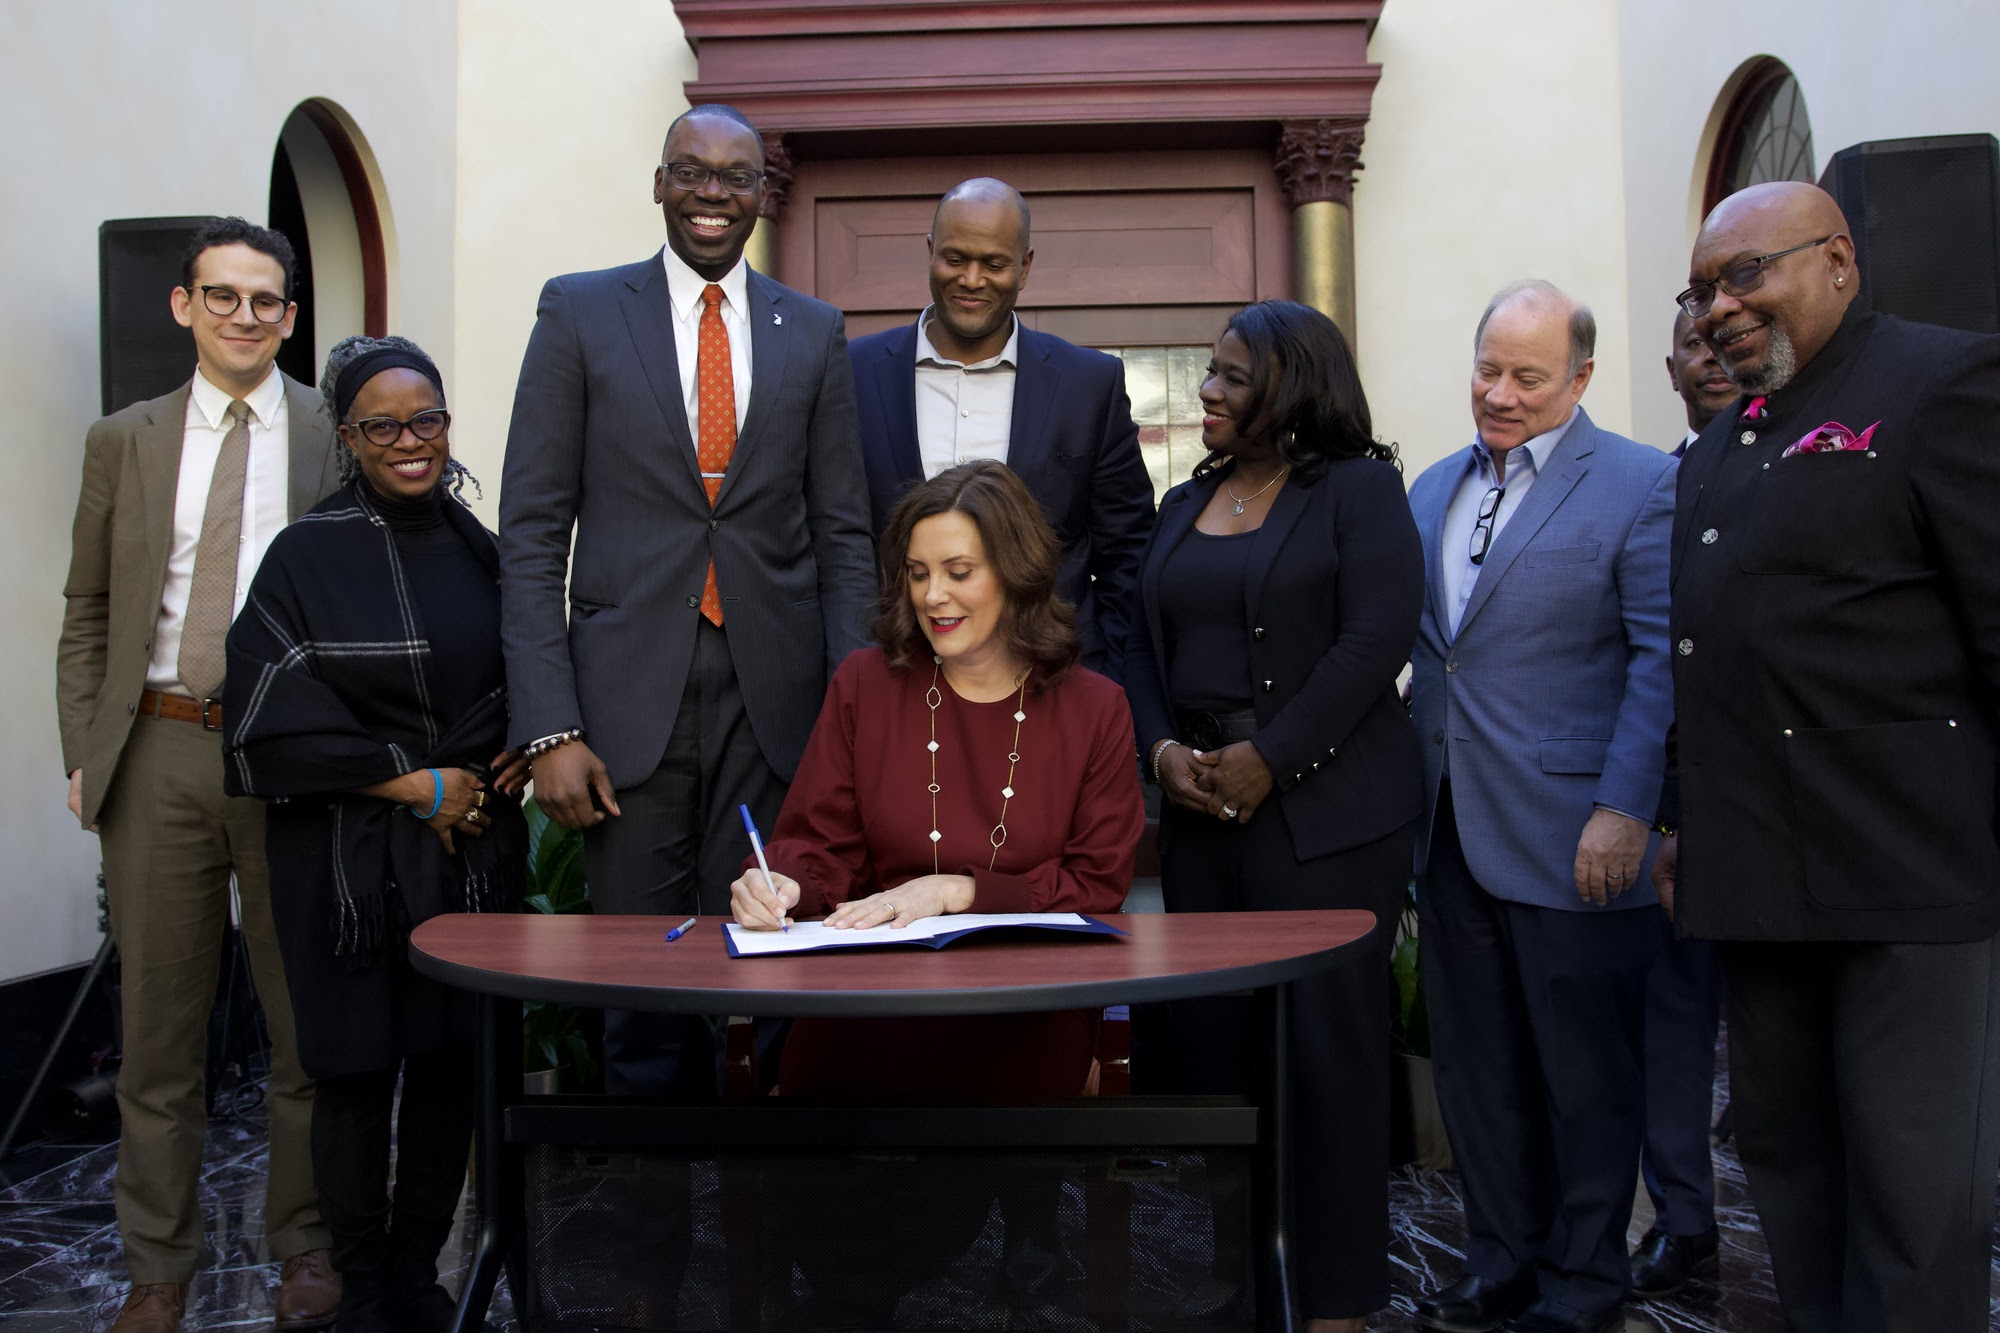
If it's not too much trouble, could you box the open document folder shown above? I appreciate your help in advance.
[723,912,1126,957]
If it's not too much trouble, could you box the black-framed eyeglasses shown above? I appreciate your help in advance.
[345,409,451,447]
[1676,236,1832,318]
[664,162,763,195]
[195,285,289,323]
[1468,485,1506,566]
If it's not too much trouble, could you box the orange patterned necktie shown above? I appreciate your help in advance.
[696,283,735,626]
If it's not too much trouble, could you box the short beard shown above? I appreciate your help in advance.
[1726,324,1799,396]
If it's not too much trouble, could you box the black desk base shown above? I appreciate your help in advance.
[453,988,1295,1332]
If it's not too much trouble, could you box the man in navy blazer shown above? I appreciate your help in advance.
[848,178,1154,679]
[1406,281,1677,1333]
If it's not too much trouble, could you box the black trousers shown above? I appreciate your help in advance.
[1136,800,1414,1319]
[310,1044,474,1299]
[583,619,789,1096]
[1640,924,1719,1237]
[1418,781,1663,1318]
[1718,935,2000,1333]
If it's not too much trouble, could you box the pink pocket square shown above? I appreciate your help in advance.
[1782,420,1878,458]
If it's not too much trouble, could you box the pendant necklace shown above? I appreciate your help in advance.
[926,656,1030,874]
[1224,464,1290,515]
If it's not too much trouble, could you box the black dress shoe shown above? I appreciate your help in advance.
[1412,1271,1538,1332]
[1628,1225,1720,1298]
[1504,1298,1621,1333]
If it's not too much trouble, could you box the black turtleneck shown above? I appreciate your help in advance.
[364,479,504,728]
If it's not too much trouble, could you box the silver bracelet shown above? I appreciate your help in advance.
[523,728,584,761]
[1150,737,1183,785]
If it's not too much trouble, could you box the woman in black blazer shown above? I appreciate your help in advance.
[1126,300,1424,1333]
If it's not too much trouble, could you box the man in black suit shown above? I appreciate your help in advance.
[849,177,1154,679]
[1625,308,1738,1302]
[1654,180,2000,1332]
[499,103,875,1095]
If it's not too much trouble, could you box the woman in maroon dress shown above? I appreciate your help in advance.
[729,458,1145,1100]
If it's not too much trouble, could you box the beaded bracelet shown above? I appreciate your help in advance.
[522,728,584,762]
[409,768,444,820]
[1149,738,1184,785]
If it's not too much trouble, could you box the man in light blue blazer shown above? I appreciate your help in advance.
[1406,281,1677,1333]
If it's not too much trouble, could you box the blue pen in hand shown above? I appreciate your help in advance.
[739,804,786,932]
[664,916,698,942]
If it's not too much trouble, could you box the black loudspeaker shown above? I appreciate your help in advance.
[99,217,207,416]
[1818,134,2000,334]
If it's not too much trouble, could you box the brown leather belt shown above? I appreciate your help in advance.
[138,689,224,730]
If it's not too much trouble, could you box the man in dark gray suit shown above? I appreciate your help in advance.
[498,103,875,1095]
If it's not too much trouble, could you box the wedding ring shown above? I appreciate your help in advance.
[474,790,487,808]
[1608,871,1625,881]
[1221,804,1238,819]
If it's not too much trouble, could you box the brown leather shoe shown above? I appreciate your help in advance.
[273,1249,341,1330]
[107,1283,186,1333]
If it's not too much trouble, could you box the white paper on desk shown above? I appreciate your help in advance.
[723,912,1123,957]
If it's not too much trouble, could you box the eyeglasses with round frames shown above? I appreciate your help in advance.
[664,162,764,195]
[195,285,290,323]
[1676,236,1833,319]
[345,409,451,448]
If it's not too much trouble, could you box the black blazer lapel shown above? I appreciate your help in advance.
[1142,478,1209,705]
[619,254,701,487]
[721,271,793,509]
[1456,413,1596,636]
[1007,327,1059,474]
[872,325,924,486]
[1242,477,1311,632]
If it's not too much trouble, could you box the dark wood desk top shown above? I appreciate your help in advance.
[409,911,1378,1017]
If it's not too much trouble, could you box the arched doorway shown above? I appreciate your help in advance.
[1703,58,1816,216]
[268,99,390,386]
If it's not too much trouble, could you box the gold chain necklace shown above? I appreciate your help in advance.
[1224,464,1290,515]
[926,656,1030,874]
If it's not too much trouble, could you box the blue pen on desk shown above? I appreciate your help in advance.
[664,916,698,942]
[739,803,786,932]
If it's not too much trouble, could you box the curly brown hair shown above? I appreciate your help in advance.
[871,461,1080,688]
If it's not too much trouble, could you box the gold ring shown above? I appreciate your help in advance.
[474,790,487,808]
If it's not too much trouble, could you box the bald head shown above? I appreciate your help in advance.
[925,177,1035,364]
[933,178,1031,248]
[1471,279,1596,452]
[1687,181,1856,394]
[1701,180,1850,251]
[1475,280,1596,378]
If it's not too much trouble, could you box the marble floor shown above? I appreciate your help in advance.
[0,1085,1991,1330]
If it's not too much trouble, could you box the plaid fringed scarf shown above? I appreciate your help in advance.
[222,481,524,967]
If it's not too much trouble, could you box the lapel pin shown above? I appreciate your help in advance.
[773,313,783,326]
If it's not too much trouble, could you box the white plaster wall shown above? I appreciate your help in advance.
[280,110,368,377]
[450,0,698,515]
[1618,0,2000,446]
[0,2,457,982]
[1356,0,1636,480]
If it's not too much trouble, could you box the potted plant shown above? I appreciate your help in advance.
[520,797,601,1093]
[1391,881,1452,1171]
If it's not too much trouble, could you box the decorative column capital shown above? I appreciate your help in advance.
[1275,119,1366,208]
[758,133,795,221]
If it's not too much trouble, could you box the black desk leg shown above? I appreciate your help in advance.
[1256,983,1297,1333]
[452,994,523,1333]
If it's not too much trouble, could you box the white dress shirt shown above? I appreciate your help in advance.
[913,306,1018,477]
[147,365,291,692]
[1437,406,1578,636]
[662,247,752,445]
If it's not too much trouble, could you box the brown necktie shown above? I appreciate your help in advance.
[177,399,252,699]
[696,283,736,627]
